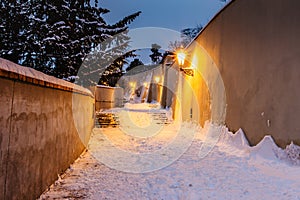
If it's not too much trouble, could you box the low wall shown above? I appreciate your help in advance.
[0,59,94,199]
[95,85,124,111]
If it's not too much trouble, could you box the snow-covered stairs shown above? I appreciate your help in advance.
[150,112,172,125]
[95,112,120,128]
[95,110,172,128]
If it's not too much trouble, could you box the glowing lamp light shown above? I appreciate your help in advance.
[154,76,160,83]
[177,51,186,66]
[176,49,194,77]
[129,82,135,87]
[143,82,148,87]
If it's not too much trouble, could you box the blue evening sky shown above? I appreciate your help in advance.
[99,0,228,65]
[101,0,227,31]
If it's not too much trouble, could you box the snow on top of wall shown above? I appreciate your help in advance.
[124,64,161,76]
[96,85,122,89]
[0,58,93,97]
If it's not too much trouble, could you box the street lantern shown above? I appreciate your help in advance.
[176,49,194,77]
[177,50,186,66]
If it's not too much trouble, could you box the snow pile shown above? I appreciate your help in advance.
[219,127,250,149]
[278,142,300,165]
[250,136,280,160]
[217,125,300,166]
[285,142,300,165]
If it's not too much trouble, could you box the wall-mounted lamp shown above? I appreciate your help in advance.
[180,68,194,77]
[176,49,194,77]
[177,51,186,66]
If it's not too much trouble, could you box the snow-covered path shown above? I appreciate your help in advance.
[39,120,300,199]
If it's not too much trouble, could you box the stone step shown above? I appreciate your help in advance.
[95,111,172,128]
[96,112,120,128]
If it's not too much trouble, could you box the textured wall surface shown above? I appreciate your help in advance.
[95,86,124,111]
[180,0,300,147]
[0,59,94,199]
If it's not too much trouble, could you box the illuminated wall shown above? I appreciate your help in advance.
[118,65,163,103]
[174,0,300,147]
[171,43,226,127]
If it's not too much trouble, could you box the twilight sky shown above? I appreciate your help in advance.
[99,0,228,64]
[101,0,227,31]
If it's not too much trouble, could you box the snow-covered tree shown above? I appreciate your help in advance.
[0,1,30,64]
[0,0,141,85]
[97,49,137,86]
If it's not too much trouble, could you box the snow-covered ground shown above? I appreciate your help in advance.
[39,104,300,200]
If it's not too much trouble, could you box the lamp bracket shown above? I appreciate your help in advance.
[180,68,194,77]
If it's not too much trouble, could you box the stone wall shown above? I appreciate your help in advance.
[0,59,94,199]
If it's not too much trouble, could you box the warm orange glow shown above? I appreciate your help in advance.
[191,54,198,69]
[143,82,148,87]
[176,50,186,66]
[129,82,135,87]
[154,76,160,83]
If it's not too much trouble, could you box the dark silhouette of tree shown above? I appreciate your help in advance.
[168,25,203,51]
[0,0,141,86]
[160,51,175,64]
[181,25,203,44]
[126,58,144,72]
[98,50,136,86]
[149,43,162,64]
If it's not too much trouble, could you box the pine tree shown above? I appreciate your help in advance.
[126,58,144,72]
[149,43,162,64]
[0,1,29,64]
[97,50,137,86]
[0,0,141,86]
